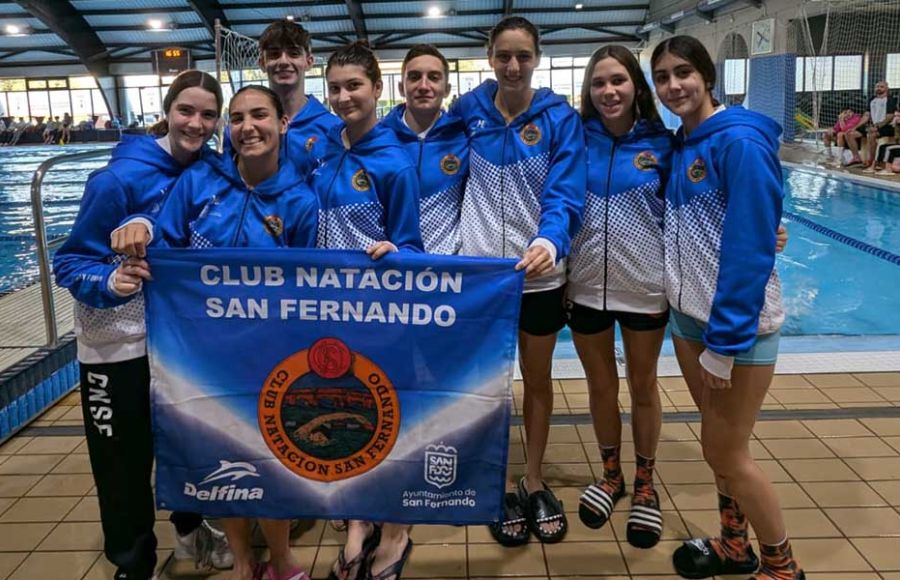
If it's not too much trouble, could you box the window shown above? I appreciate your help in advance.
[7,92,28,117]
[49,91,71,117]
[887,54,900,89]
[28,91,49,118]
[804,56,832,92]
[833,55,862,91]
[91,90,109,118]
[795,57,804,93]
[531,69,551,89]
[122,74,160,88]
[71,90,92,119]
[551,69,573,102]
[0,78,25,92]
[724,58,747,95]
[69,76,97,90]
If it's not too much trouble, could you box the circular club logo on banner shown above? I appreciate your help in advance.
[258,338,399,482]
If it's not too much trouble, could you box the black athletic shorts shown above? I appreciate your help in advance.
[519,285,567,336]
[875,123,897,138]
[565,301,669,334]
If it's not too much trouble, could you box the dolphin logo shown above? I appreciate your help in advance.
[199,460,261,486]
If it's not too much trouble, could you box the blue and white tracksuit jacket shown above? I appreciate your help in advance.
[666,106,785,363]
[452,80,585,292]
[53,134,193,364]
[382,105,468,255]
[309,122,424,252]
[154,148,318,249]
[568,117,675,313]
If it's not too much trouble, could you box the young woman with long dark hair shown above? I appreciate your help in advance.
[651,35,804,580]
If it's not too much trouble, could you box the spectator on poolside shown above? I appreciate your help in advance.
[5,117,28,146]
[61,112,73,144]
[43,116,61,144]
[823,108,865,166]
[863,81,899,172]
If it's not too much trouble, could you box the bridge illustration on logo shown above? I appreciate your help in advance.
[258,337,400,482]
[424,443,458,489]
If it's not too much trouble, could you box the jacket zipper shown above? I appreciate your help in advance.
[417,138,425,177]
[603,139,618,311]
[675,151,684,311]
[499,127,509,258]
[231,186,253,247]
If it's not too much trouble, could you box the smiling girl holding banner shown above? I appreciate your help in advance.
[308,41,423,580]
[53,71,232,580]
[451,16,586,547]
[117,84,319,580]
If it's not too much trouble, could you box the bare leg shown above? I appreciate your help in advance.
[519,329,561,534]
[331,520,376,579]
[368,523,411,579]
[621,326,665,459]
[221,518,254,580]
[847,131,862,160]
[258,518,302,576]
[572,328,619,450]
[701,364,786,544]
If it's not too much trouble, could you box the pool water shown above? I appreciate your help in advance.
[1,147,898,345]
[0,145,110,293]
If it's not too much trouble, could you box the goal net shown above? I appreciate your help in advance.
[215,21,266,100]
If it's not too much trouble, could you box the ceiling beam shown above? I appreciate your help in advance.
[344,0,368,42]
[12,0,110,76]
[187,0,229,37]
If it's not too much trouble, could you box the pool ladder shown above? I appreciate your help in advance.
[30,148,113,347]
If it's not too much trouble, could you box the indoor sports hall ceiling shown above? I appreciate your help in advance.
[0,0,763,73]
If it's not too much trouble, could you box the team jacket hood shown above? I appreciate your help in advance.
[382,105,468,255]
[309,122,423,253]
[452,80,586,292]
[155,148,318,249]
[568,117,674,313]
[53,134,198,363]
[283,95,342,176]
[665,106,785,356]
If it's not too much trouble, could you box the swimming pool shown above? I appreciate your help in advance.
[1,148,898,349]
[0,145,110,293]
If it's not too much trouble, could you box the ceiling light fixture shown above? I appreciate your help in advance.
[426,6,442,18]
[146,18,175,32]
[3,23,32,36]
[575,3,584,9]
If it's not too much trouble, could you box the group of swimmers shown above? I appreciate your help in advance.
[53,15,802,580]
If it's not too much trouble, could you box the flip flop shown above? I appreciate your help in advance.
[328,524,382,580]
[672,538,759,579]
[488,492,530,547]
[517,478,568,544]
[366,537,413,580]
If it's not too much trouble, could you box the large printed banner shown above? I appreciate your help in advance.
[145,248,523,524]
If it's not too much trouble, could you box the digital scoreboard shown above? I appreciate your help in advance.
[153,47,191,75]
